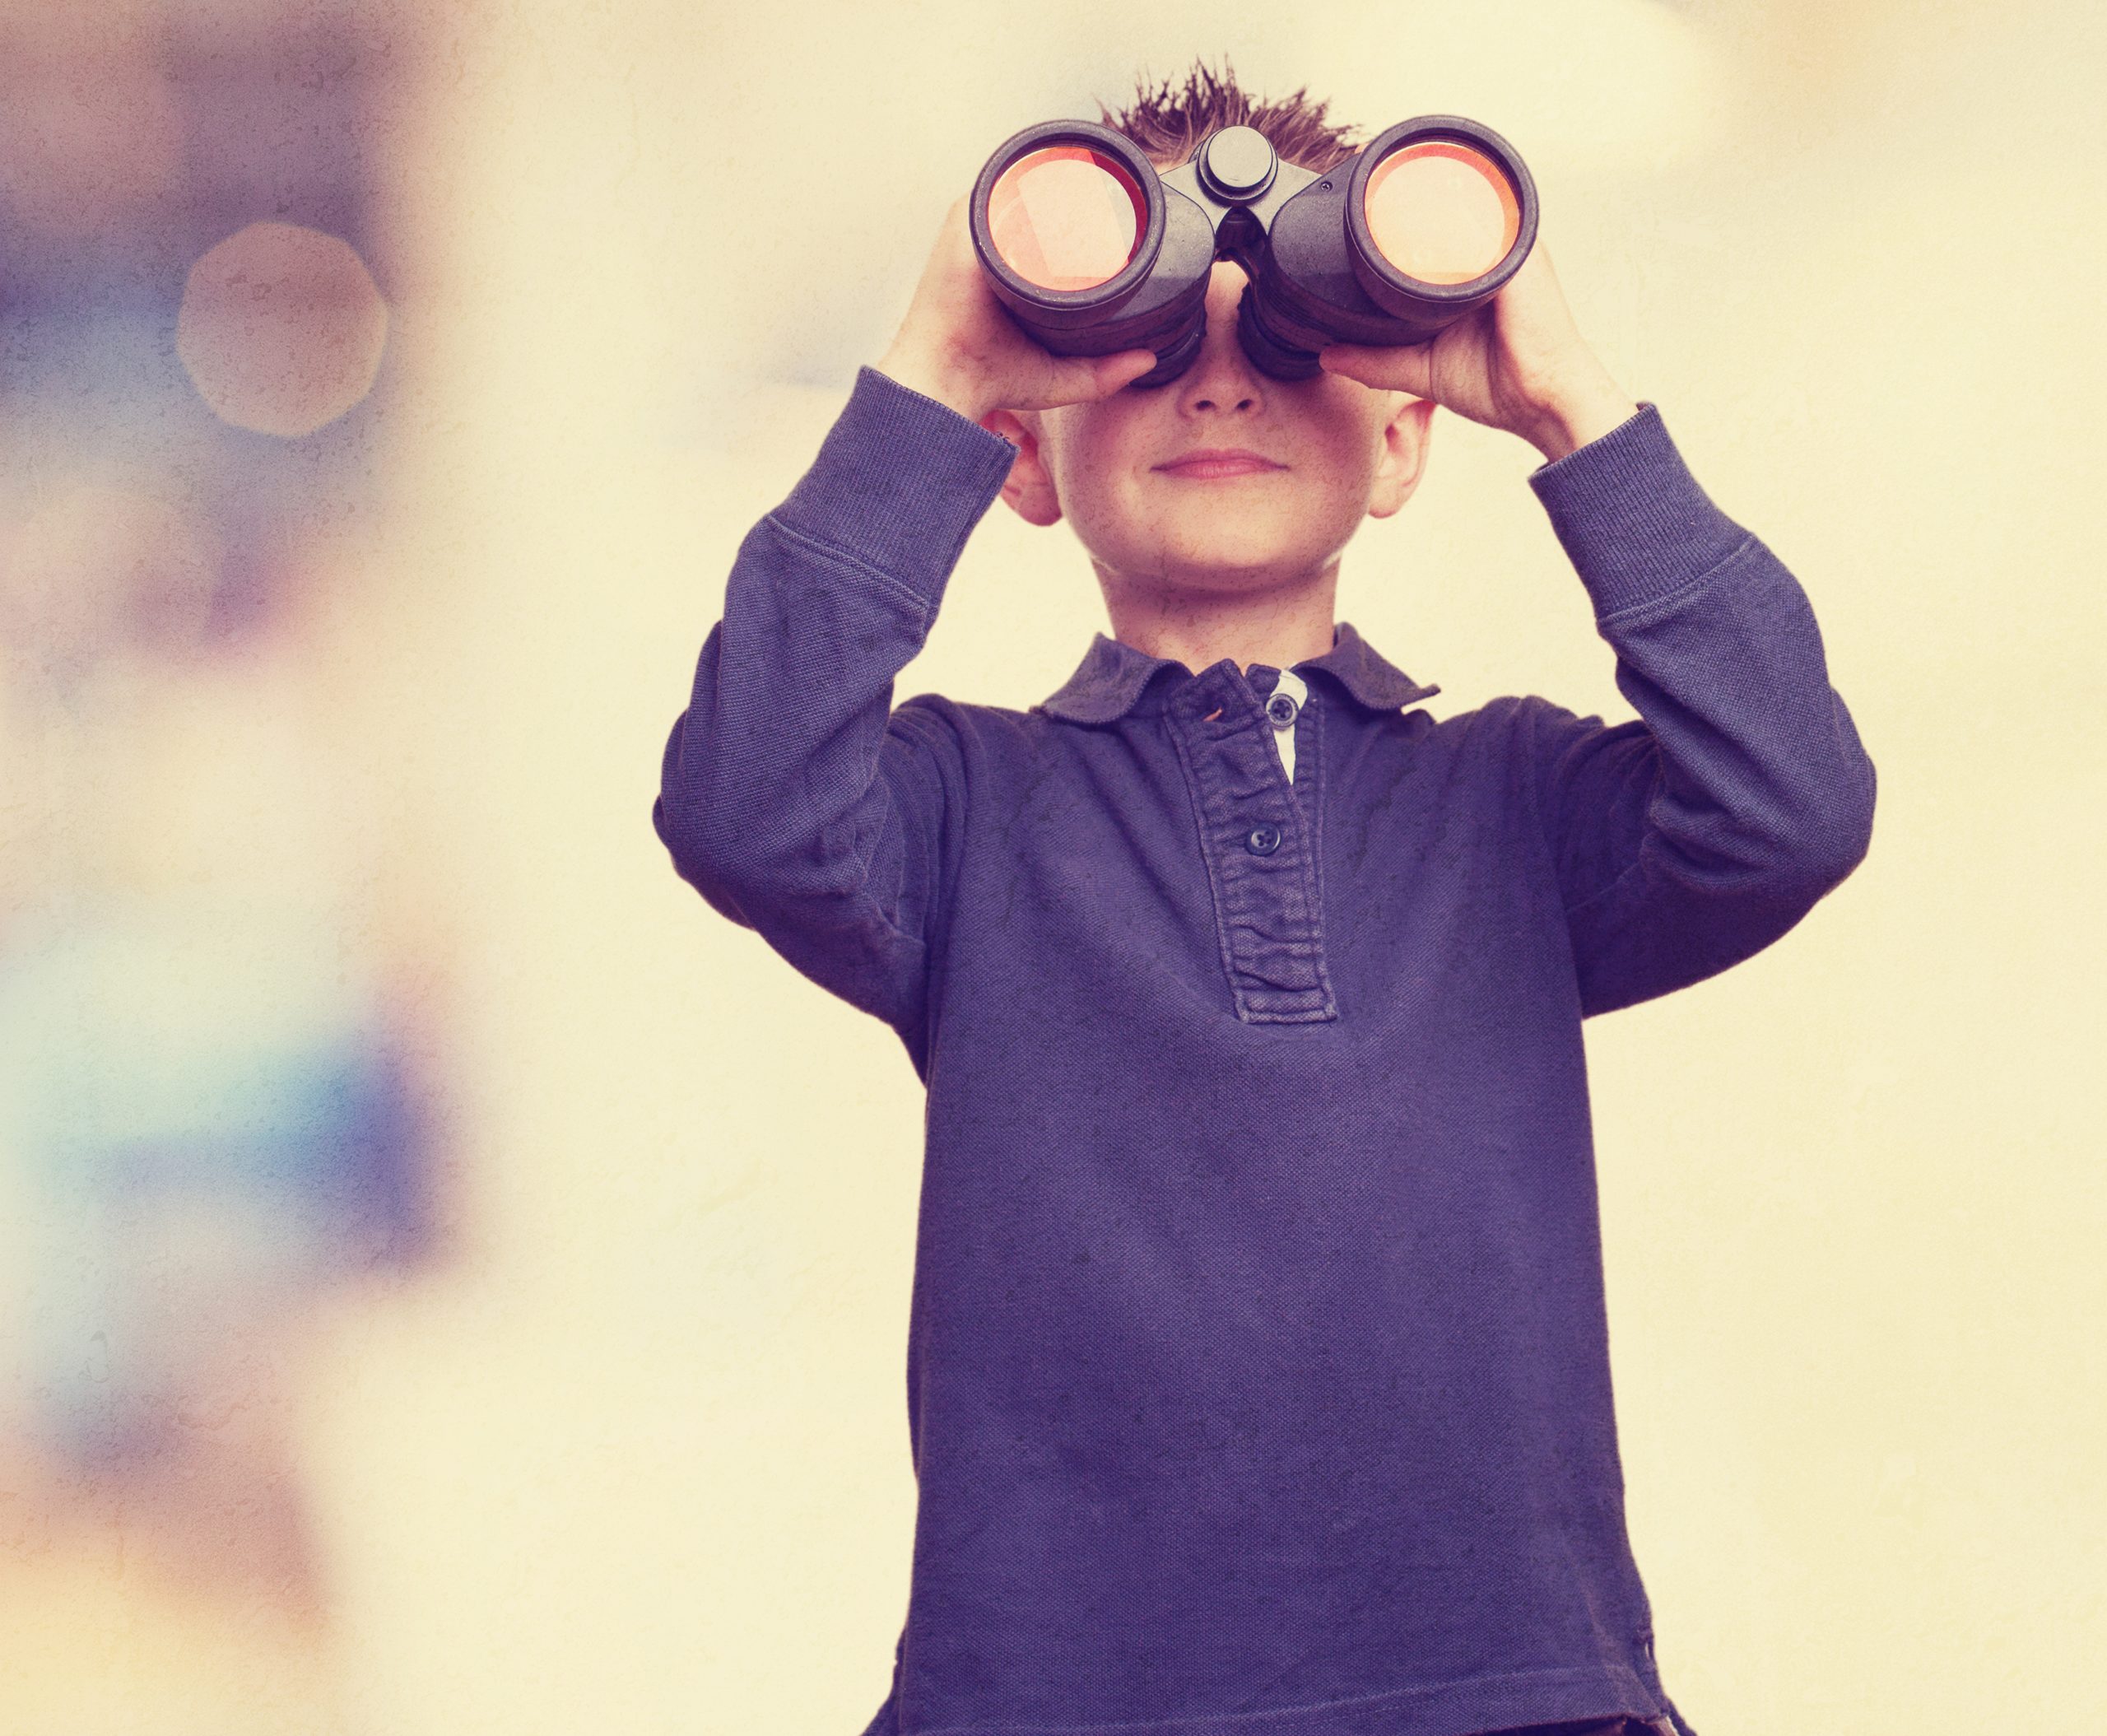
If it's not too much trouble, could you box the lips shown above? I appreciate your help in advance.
[1154,447,1286,479]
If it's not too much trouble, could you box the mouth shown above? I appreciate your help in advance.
[1154,449,1287,481]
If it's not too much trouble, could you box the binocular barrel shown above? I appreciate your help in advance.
[968,115,1537,388]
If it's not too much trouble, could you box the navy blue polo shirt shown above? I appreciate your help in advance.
[653,366,1877,1736]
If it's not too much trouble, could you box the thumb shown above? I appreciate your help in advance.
[1023,347,1160,412]
[1085,347,1160,398]
[1319,342,1430,398]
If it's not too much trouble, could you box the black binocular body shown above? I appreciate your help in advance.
[968,115,1538,389]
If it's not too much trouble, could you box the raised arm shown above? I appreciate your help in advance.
[1517,405,1877,1016]
[653,367,1018,1050]
[653,196,1156,1060]
[1319,235,1875,1018]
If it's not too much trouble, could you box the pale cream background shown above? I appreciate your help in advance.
[37,2,2099,1733]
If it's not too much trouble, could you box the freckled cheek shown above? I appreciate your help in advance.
[1311,444,1380,508]
[1063,477,1147,552]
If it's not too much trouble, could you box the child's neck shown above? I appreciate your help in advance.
[1097,567,1341,679]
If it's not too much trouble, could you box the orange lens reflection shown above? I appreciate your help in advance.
[1363,141,1520,286]
[987,146,1146,292]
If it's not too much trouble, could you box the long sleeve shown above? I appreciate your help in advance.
[652,365,1020,1055]
[1519,402,1878,1018]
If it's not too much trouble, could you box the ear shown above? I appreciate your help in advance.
[979,407,1063,527]
[1365,394,1437,521]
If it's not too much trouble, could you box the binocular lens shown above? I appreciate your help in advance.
[986,145,1148,292]
[1362,139,1521,286]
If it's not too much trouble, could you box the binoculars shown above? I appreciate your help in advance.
[969,114,1537,389]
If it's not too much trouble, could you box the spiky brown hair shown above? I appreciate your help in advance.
[1095,55,1365,175]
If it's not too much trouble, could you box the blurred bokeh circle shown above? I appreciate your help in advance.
[175,221,389,439]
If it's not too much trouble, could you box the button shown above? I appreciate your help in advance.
[1266,691,1299,728]
[1245,823,1282,855]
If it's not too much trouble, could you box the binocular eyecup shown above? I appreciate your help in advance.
[968,114,1537,389]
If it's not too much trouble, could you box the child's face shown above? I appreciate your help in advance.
[984,258,1436,600]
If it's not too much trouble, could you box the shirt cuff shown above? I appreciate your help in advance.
[770,365,1023,610]
[1526,401,1751,622]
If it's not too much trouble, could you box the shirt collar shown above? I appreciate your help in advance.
[1035,621,1440,724]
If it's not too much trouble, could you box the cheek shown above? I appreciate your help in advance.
[1051,429,1143,530]
[1304,390,1390,477]
[1312,428,1386,507]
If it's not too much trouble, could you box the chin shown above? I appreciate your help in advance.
[1080,510,1319,591]
[1149,543,1306,593]
[1145,518,1283,565]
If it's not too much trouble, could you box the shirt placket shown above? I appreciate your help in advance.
[1165,663,1338,1025]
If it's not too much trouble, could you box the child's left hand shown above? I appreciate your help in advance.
[1316,241,1640,463]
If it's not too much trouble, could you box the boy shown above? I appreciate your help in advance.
[653,65,1875,1736]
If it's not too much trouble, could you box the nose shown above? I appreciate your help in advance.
[1174,260,1267,416]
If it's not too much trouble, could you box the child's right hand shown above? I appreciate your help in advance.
[873,193,1160,426]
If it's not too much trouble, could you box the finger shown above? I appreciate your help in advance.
[1069,348,1159,402]
[1097,348,1161,393]
[1319,343,1430,398]
[1033,348,1158,408]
